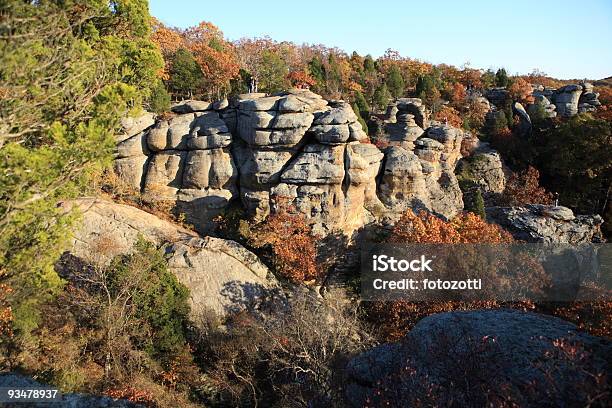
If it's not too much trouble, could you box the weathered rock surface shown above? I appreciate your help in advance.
[528,93,557,118]
[551,84,583,117]
[512,101,532,137]
[484,87,509,107]
[63,198,276,318]
[345,309,611,408]
[112,90,602,239]
[486,205,603,243]
[0,373,141,407]
[457,148,506,194]
[378,120,464,220]
[111,104,239,232]
[578,82,601,113]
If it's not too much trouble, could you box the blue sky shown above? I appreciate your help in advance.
[149,0,612,80]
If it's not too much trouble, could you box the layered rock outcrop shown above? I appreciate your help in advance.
[456,147,506,194]
[486,204,603,244]
[118,91,611,236]
[377,102,464,220]
[345,309,611,407]
[530,82,601,118]
[114,90,386,236]
[62,198,277,319]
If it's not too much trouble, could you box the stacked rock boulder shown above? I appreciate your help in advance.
[113,101,239,232]
[551,84,583,117]
[378,107,464,221]
[231,90,381,235]
[530,82,601,118]
[112,91,493,235]
[114,112,155,191]
[578,82,601,113]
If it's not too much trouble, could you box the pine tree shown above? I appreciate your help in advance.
[495,68,509,87]
[0,0,164,334]
[373,84,392,111]
[353,91,370,116]
[386,65,405,98]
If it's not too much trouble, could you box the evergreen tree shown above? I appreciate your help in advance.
[167,48,204,98]
[495,68,509,87]
[0,0,164,334]
[148,80,171,113]
[363,54,376,73]
[472,189,486,219]
[308,56,326,92]
[373,84,391,111]
[259,50,289,93]
[386,65,405,98]
[352,103,369,133]
[353,91,370,116]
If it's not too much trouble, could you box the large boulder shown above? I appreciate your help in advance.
[552,84,583,117]
[63,198,277,319]
[113,107,239,234]
[528,94,557,118]
[512,101,532,137]
[345,310,611,407]
[456,149,506,194]
[486,205,603,243]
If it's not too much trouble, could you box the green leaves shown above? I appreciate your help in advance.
[0,0,164,336]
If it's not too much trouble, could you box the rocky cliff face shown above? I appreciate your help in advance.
[114,90,470,235]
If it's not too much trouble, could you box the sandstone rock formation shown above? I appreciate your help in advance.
[456,148,506,194]
[62,198,277,319]
[376,102,464,221]
[578,82,602,113]
[551,84,583,117]
[486,205,603,243]
[528,93,557,118]
[512,101,532,137]
[345,309,611,408]
[484,87,509,107]
[231,90,378,235]
[530,82,601,118]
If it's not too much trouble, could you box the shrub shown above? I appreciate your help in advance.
[433,105,463,128]
[389,210,512,244]
[250,204,322,283]
[197,290,373,407]
[367,210,550,341]
[508,77,534,105]
[499,166,554,206]
[148,80,171,114]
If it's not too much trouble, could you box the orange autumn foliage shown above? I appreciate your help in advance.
[448,82,467,105]
[251,205,321,283]
[0,284,13,339]
[508,77,535,105]
[389,210,513,244]
[433,105,463,128]
[369,210,522,341]
[501,166,554,206]
[105,387,155,406]
[287,70,316,89]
